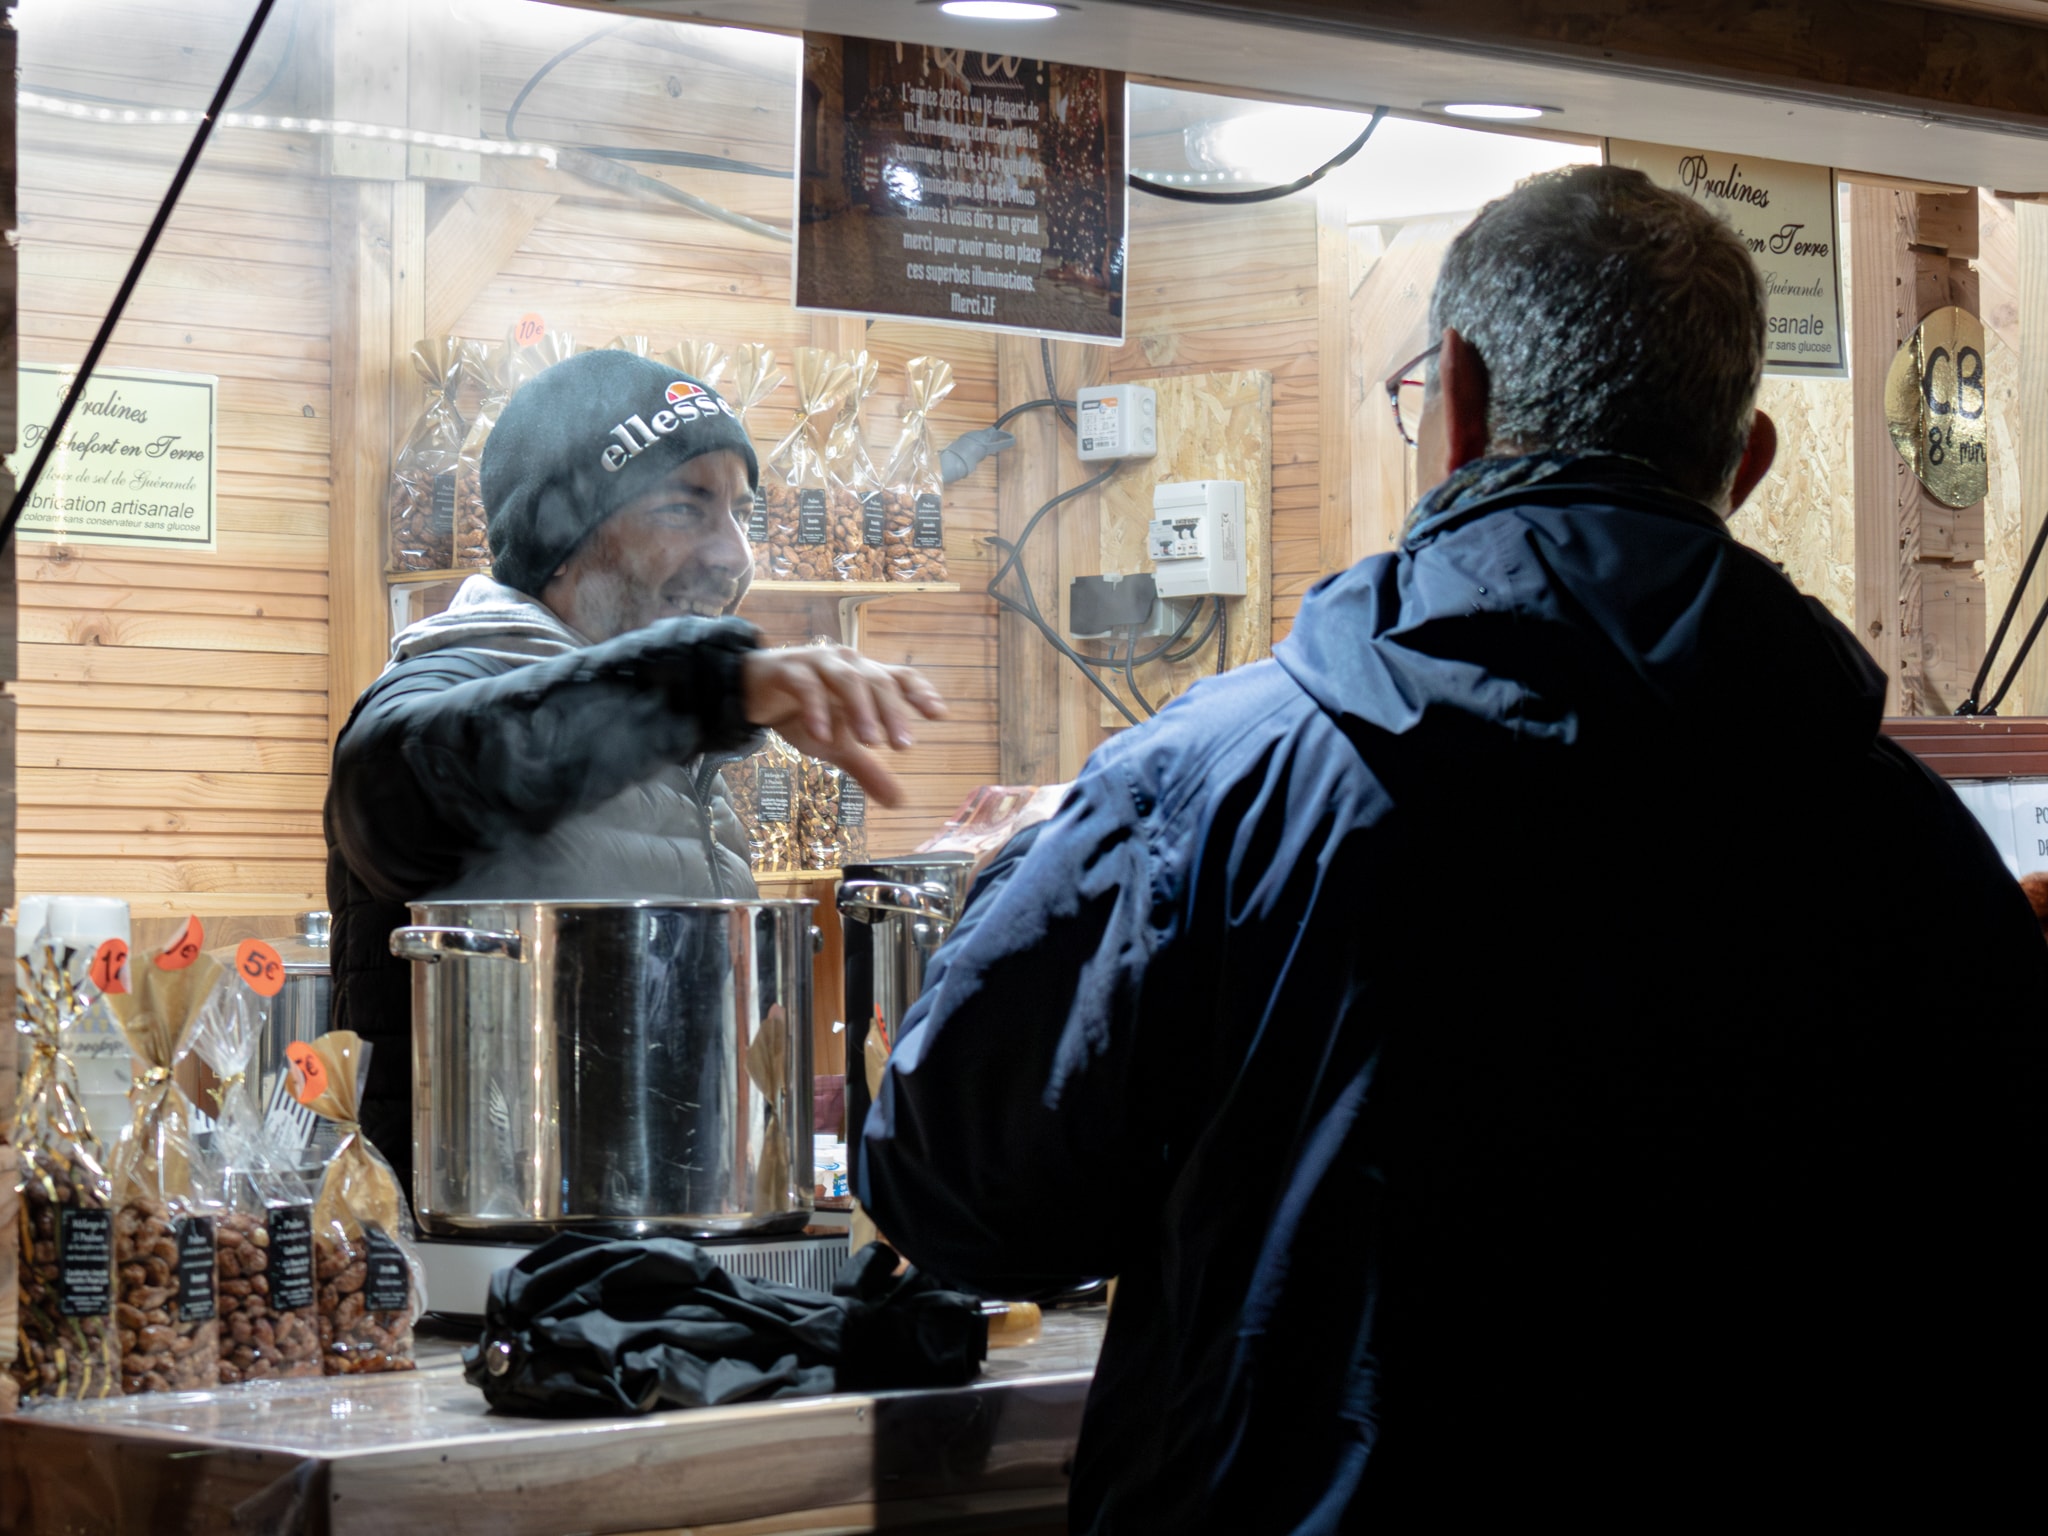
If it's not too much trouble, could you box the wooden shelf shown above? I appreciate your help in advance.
[386,567,483,586]
[754,868,843,886]
[746,582,961,596]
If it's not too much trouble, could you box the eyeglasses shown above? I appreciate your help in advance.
[1383,342,1441,448]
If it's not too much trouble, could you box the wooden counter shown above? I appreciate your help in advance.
[0,1309,1105,1536]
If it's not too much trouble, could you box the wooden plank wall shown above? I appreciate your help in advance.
[12,2,330,917]
[996,193,1333,776]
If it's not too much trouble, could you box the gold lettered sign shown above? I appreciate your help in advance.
[1885,306,1988,509]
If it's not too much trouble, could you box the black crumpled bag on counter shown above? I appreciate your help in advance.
[462,1233,987,1416]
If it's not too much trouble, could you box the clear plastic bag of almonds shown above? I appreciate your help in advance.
[191,950,321,1383]
[795,636,871,869]
[451,341,510,571]
[799,753,870,870]
[761,349,856,583]
[879,356,956,582]
[102,931,227,1395]
[724,729,804,874]
[828,350,886,582]
[293,1031,427,1375]
[661,338,729,392]
[388,338,481,573]
[722,344,783,579]
[9,935,122,1403]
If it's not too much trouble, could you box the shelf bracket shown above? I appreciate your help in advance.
[837,595,871,649]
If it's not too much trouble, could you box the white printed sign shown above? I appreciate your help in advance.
[1950,778,2048,877]
[8,363,219,550]
[1606,140,1845,378]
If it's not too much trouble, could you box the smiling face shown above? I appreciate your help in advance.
[539,449,755,642]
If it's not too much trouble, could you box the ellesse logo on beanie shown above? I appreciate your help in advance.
[601,380,741,472]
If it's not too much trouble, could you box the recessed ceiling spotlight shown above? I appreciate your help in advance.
[937,1,1064,19]
[1429,102,1556,121]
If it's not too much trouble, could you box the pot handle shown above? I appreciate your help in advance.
[837,881,954,924]
[390,926,525,964]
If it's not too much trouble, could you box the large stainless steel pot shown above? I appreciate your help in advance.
[837,855,977,1172]
[394,898,815,1240]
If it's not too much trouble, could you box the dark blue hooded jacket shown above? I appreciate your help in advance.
[861,455,2047,1531]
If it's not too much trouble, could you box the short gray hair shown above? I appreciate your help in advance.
[1429,163,1766,503]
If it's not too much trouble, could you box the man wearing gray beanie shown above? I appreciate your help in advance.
[324,350,944,1190]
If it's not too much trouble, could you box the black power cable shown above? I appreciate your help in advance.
[1960,513,2048,715]
[504,20,638,143]
[1130,107,1387,206]
[993,396,1074,431]
[1121,628,1158,717]
[1041,339,1076,432]
[986,459,1142,728]
[4,0,280,552]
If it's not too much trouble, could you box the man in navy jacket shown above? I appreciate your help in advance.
[860,165,2047,1529]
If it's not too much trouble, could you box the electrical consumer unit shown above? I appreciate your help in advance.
[1148,480,1247,598]
[1074,383,1158,461]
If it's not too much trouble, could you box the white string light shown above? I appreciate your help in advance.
[17,91,559,165]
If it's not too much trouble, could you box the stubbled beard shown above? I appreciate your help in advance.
[568,569,719,642]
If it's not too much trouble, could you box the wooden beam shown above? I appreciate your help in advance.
[329,180,424,749]
[422,187,559,336]
[406,0,481,184]
[324,0,407,181]
[1349,214,1461,558]
[1118,0,2048,138]
[995,335,1063,784]
[2017,200,2048,717]
[1852,186,1912,713]
[1316,197,1356,577]
[1052,343,1111,781]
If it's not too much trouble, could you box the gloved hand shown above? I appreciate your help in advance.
[939,427,1016,484]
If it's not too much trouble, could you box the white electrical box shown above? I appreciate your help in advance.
[1148,480,1247,598]
[1075,383,1158,461]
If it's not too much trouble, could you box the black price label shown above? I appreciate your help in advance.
[757,767,793,824]
[174,1216,218,1323]
[57,1207,114,1318]
[838,779,867,828]
[363,1226,411,1314]
[913,492,944,550]
[862,492,887,546]
[798,488,828,544]
[430,470,458,541]
[748,486,769,542]
[268,1205,316,1313]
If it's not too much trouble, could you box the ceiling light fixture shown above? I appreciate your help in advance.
[1430,102,1555,121]
[937,2,1063,19]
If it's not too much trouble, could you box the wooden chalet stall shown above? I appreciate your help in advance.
[3,0,2048,1523]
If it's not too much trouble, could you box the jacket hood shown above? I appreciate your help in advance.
[1275,454,1885,777]
[387,574,586,671]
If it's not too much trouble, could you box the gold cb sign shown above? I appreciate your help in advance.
[1884,305,1988,509]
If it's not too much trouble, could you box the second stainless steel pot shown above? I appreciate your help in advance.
[395,898,815,1240]
[837,854,977,1170]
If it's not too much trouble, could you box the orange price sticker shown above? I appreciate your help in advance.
[514,312,547,346]
[235,938,287,999]
[89,937,131,996]
[157,915,205,971]
[286,1039,329,1107]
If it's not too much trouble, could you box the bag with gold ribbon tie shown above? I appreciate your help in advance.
[293,1030,426,1374]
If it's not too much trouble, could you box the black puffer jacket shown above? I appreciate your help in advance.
[324,577,761,1195]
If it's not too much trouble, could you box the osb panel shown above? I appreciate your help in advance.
[1730,374,1857,631]
[1094,371,1273,725]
